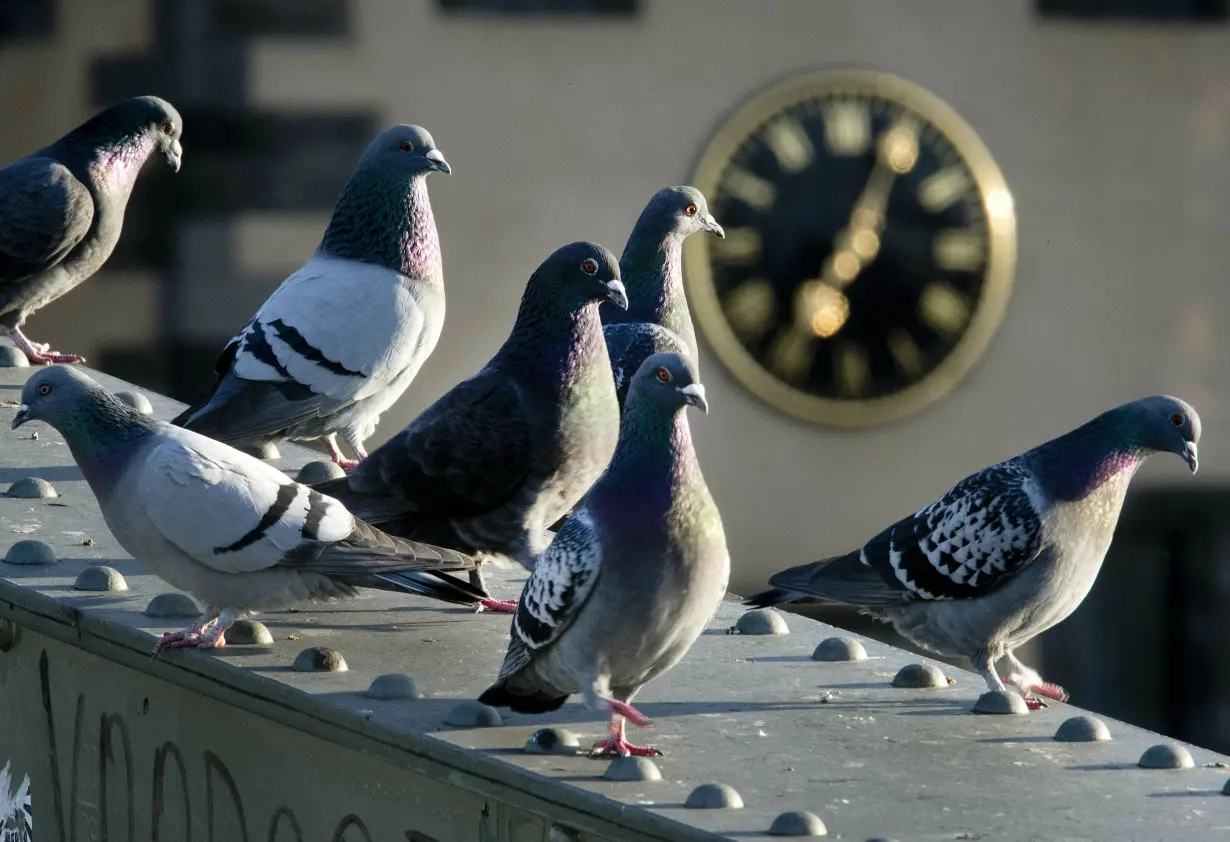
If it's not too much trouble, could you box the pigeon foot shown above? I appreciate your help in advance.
[324,434,361,472]
[588,736,662,758]
[10,330,85,365]
[476,598,518,613]
[163,627,227,651]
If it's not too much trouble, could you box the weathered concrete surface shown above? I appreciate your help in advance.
[1,364,1228,841]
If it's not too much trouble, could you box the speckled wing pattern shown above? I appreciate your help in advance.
[603,322,687,408]
[500,512,602,679]
[866,461,1045,601]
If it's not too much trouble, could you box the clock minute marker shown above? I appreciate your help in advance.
[823,100,871,156]
[919,166,973,213]
[834,342,870,397]
[764,117,814,173]
[723,279,776,342]
[887,327,925,377]
[934,229,986,272]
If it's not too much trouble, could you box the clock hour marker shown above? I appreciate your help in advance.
[933,229,985,271]
[834,342,870,397]
[764,118,814,173]
[918,281,971,337]
[823,101,871,156]
[768,326,813,385]
[711,228,762,265]
[887,327,924,377]
[918,166,972,213]
[722,166,777,211]
[723,279,776,342]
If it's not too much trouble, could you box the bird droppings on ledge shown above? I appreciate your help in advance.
[524,727,581,755]
[1139,744,1195,769]
[73,565,128,592]
[6,477,57,499]
[365,673,423,700]
[729,607,789,635]
[602,756,661,782]
[114,390,154,415]
[684,782,743,809]
[444,700,501,728]
[228,619,273,645]
[292,645,347,672]
[812,636,867,661]
[3,539,56,565]
[144,592,200,618]
[973,689,1029,715]
[891,663,947,689]
[0,346,28,368]
[1055,715,1112,742]
[296,460,347,484]
[767,809,827,836]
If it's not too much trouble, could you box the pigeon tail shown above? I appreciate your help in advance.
[363,570,486,605]
[742,586,799,608]
[477,678,569,715]
[755,549,907,608]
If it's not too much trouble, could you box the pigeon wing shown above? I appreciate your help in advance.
[0,157,93,285]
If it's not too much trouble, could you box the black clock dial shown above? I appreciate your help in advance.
[686,70,1016,427]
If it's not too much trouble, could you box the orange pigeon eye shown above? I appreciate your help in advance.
[580,258,598,275]
[655,367,671,382]
[684,203,698,215]
[160,121,173,134]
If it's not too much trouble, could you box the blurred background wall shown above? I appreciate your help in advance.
[2,0,1229,749]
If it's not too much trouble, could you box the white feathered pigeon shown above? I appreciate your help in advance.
[479,352,728,757]
[747,396,1201,709]
[13,366,484,653]
[173,125,451,470]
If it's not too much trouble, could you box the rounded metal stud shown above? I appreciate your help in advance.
[444,700,502,728]
[237,441,280,461]
[73,565,128,592]
[731,608,790,635]
[365,673,423,700]
[768,810,827,836]
[1222,778,1230,796]
[6,477,57,499]
[685,782,744,809]
[811,637,867,662]
[1054,715,1111,742]
[114,390,154,415]
[0,345,29,367]
[296,460,347,484]
[3,540,56,566]
[891,663,947,689]
[227,619,273,645]
[524,728,580,755]
[1138,744,1194,769]
[144,593,200,618]
[973,689,1029,715]
[292,646,347,672]
[601,756,661,782]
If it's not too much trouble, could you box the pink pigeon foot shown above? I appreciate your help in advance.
[324,436,361,472]
[588,709,659,758]
[10,331,84,365]
[156,624,227,653]
[476,598,518,613]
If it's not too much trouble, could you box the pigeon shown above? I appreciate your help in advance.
[746,396,1201,709]
[172,125,451,470]
[314,241,627,613]
[478,352,728,757]
[602,186,723,408]
[0,96,183,364]
[12,366,486,653]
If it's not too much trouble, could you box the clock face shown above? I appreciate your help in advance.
[685,69,1017,427]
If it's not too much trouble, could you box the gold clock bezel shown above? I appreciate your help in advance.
[684,68,1017,428]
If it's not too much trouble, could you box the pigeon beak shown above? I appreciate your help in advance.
[11,404,28,430]
[425,149,451,174]
[165,139,182,173]
[703,214,725,239]
[604,279,629,310]
[679,383,709,414]
[1183,441,1199,474]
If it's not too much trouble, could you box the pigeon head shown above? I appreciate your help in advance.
[78,96,184,172]
[12,365,137,434]
[627,352,708,415]
[538,242,627,310]
[358,124,451,177]
[637,186,724,241]
[1127,395,1201,473]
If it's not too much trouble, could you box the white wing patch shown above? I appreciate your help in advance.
[513,511,602,650]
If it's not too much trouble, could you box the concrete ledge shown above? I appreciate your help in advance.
[1,363,1227,840]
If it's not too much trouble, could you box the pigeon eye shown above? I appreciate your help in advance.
[580,258,598,275]
[38,384,51,396]
[399,141,414,152]
[684,204,698,216]
[160,121,173,134]
[1170,412,1184,426]
[655,367,671,382]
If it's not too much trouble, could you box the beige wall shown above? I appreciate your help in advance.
[6,0,1230,593]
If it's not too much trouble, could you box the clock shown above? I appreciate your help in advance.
[684,68,1017,427]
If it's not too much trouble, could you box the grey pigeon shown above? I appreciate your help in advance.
[173,125,451,470]
[602,186,723,408]
[747,396,1201,708]
[0,96,182,364]
[314,241,628,613]
[479,352,728,757]
[13,366,485,653]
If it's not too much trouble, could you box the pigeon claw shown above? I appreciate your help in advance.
[475,598,518,614]
[1034,681,1069,702]
[25,348,85,365]
[588,736,662,758]
[1023,695,1048,711]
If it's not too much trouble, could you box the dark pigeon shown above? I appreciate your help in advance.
[0,96,182,364]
